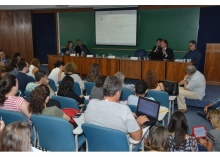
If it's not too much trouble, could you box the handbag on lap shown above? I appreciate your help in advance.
[163,80,179,96]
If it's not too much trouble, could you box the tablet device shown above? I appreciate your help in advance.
[192,126,206,138]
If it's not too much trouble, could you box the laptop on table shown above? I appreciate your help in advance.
[150,52,163,60]
[136,97,160,128]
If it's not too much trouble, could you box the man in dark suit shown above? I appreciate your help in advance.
[161,39,174,60]
[149,38,163,59]
[74,39,90,56]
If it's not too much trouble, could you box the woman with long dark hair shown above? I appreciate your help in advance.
[86,63,101,82]
[167,111,198,151]
[57,75,85,105]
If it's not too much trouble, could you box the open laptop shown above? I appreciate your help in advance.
[136,97,160,128]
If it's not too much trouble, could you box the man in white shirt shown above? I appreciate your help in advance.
[85,76,148,141]
[177,64,206,113]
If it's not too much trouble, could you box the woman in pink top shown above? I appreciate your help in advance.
[0,75,31,120]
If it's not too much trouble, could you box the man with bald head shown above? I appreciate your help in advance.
[177,64,206,112]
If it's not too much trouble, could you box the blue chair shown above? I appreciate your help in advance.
[61,48,66,54]
[74,82,81,96]
[84,82,95,95]
[0,109,36,144]
[127,104,137,113]
[24,90,31,101]
[31,114,86,151]
[51,95,79,110]
[120,87,134,101]
[134,49,146,58]
[81,123,147,151]
[146,90,170,122]
[48,78,57,92]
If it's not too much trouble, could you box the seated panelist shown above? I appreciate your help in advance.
[161,39,174,60]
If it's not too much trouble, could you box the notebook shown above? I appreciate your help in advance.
[136,97,160,127]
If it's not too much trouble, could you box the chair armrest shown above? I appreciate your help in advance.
[128,126,150,144]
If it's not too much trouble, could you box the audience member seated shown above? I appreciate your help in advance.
[127,81,154,106]
[61,62,85,92]
[27,58,40,79]
[197,96,220,120]
[148,38,163,59]
[84,76,149,141]
[161,39,174,60]
[177,64,206,113]
[26,70,55,98]
[0,121,33,151]
[0,50,10,67]
[114,71,134,92]
[28,85,71,122]
[0,66,7,80]
[0,75,31,120]
[167,111,198,152]
[89,75,106,100]
[13,52,23,62]
[48,61,64,82]
[16,60,34,94]
[144,125,169,152]
[57,75,85,106]
[144,69,165,91]
[183,40,202,69]
[86,63,101,82]
[6,58,18,76]
[197,110,220,151]
[65,41,75,55]
[74,39,90,56]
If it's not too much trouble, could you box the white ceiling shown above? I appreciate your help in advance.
[0,5,137,10]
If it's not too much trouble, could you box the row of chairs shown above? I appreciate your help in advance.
[0,108,148,151]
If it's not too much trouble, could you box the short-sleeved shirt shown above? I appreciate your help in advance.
[26,82,54,98]
[1,96,25,112]
[168,133,198,152]
[61,73,85,91]
[84,99,140,133]
[42,106,64,118]
[206,129,220,151]
[48,67,61,83]
[186,70,206,100]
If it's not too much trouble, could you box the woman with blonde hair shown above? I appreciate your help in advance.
[27,58,40,79]
[198,109,220,151]
[61,62,84,93]
[144,69,165,91]
[86,63,101,82]
[145,125,169,151]
[0,121,32,151]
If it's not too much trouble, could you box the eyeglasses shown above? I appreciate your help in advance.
[188,45,193,47]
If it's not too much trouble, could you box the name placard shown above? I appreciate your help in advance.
[87,55,93,58]
[108,56,115,58]
[70,54,76,56]
[130,57,138,60]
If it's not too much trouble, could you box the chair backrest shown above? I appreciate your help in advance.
[134,49,146,57]
[51,95,79,110]
[84,82,95,95]
[0,109,35,143]
[82,123,130,151]
[145,90,169,108]
[120,87,134,101]
[31,114,77,151]
[127,104,137,113]
[61,48,66,54]
[48,78,57,92]
[24,91,31,101]
[74,82,81,96]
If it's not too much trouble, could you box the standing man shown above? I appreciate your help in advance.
[85,76,148,141]
[16,60,34,94]
[177,64,206,113]
[74,39,90,56]
[161,39,174,60]
[183,40,202,69]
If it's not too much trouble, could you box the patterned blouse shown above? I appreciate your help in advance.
[167,133,198,152]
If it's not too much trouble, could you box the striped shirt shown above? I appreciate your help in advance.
[1,96,25,112]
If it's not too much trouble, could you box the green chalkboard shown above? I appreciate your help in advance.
[59,7,200,59]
